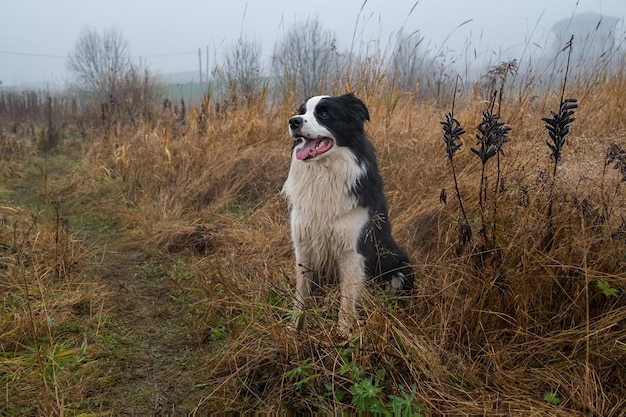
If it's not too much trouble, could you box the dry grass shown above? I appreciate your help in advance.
[1,74,626,415]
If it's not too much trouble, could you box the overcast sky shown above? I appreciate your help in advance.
[1,0,624,86]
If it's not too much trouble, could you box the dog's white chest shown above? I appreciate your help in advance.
[283,148,368,265]
[283,147,364,215]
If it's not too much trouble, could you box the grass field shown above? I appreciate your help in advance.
[1,59,626,415]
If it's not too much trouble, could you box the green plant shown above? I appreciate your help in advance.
[596,280,618,297]
[543,391,562,406]
[350,377,386,412]
[338,344,364,381]
[210,323,229,342]
[172,259,197,282]
[350,378,427,416]
[284,359,319,391]
[388,385,428,417]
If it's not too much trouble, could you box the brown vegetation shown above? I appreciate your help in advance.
[1,64,626,415]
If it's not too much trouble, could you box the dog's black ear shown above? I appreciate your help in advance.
[339,93,370,122]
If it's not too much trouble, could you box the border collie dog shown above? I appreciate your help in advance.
[283,93,413,336]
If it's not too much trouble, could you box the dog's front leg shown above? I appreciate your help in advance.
[337,252,365,337]
[295,261,311,311]
[290,249,312,331]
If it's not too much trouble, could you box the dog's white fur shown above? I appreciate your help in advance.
[283,144,368,334]
[282,96,370,335]
[283,94,412,336]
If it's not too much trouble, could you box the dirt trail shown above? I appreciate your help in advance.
[91,246,204,413]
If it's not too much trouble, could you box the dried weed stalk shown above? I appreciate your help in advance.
[441,111,472,248]
[542,35,578,250]
[605,143,626,182]
[471,95,511,247]
[600,143,626,231]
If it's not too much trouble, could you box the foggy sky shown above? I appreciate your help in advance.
[1,0,624,87]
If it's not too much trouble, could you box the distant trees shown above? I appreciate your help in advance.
[269,17,450,102]
[385,30,453,101]
[63,20,456,112]
[66,27,164,133]
[66,26,163,100]
[67,27,132,94]
[386,30,428,92]
[218,35,266,105]
[272,17,340,100]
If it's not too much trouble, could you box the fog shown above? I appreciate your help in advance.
[1,0,624,87]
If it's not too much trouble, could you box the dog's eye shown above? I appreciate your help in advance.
[318,111,329,119]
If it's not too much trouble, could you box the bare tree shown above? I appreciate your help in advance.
[218,35,266,105]
[66,26,164,134]
[66,27,131,95]
[272,17,339,100]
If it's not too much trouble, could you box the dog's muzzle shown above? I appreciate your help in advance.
[288,116,334,160]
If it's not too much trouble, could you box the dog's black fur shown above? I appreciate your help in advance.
[283,93,413,334]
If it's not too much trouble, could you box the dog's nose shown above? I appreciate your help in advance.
[289,116,303,130]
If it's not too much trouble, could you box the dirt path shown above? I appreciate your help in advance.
[90,247,206,413]
[4,154,212,413]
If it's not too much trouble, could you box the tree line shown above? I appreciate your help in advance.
[64,18,450,108]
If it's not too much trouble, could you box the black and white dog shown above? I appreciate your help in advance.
[283,93,413,336]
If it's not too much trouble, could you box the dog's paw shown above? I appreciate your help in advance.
[335,324,352,339]
[285,307,306,333]
[286,320,299,334]
[337,315,357,339]
[382,272,407,294]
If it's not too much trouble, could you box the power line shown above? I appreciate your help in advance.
[0,50,65,58]
[137,51,197,58]
[0,49,199,59]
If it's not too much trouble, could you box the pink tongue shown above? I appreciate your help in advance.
[296,139,320,160]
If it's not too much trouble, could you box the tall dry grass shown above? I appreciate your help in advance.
[73,74,626,414]
[2,45,626,415]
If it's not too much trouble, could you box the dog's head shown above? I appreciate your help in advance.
[288,93,370,161]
